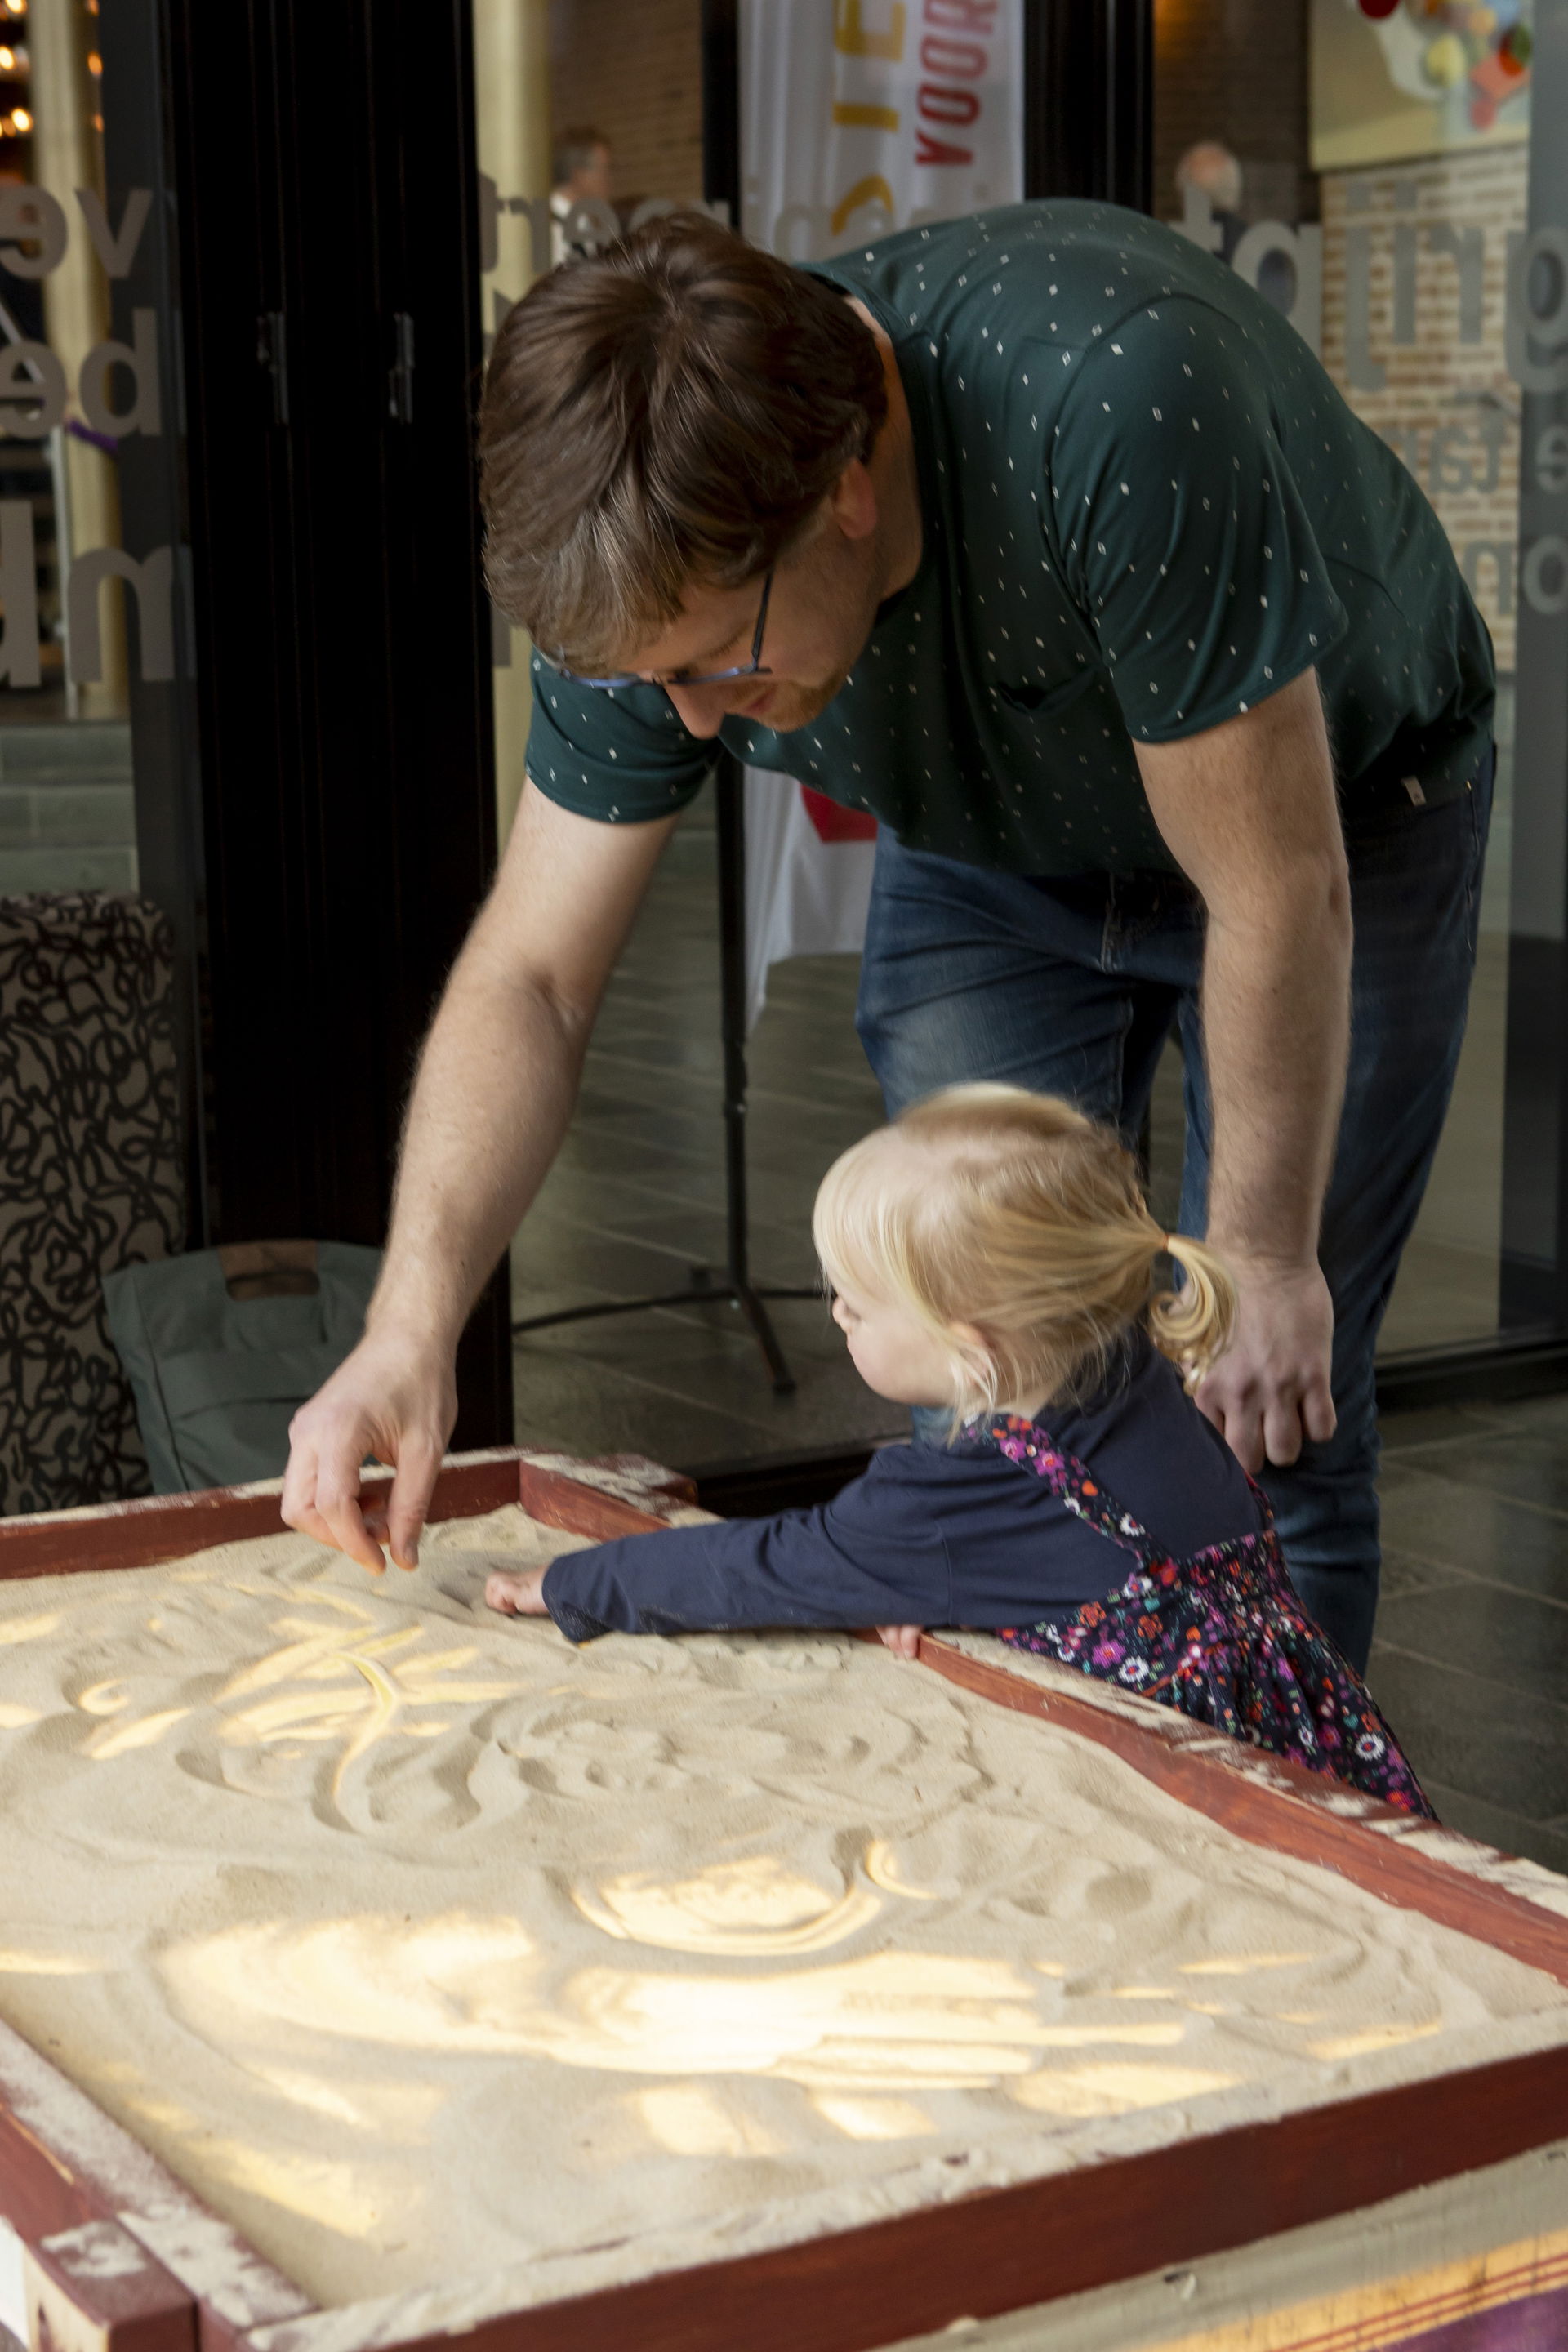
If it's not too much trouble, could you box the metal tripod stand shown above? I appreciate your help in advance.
[511,752,818,1394]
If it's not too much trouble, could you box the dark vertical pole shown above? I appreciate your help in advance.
[1025,0,1154,212]
[715,753,772,1330]
[702,0,741,231]
[702,0,794,1394]
[1106,0,1155,215]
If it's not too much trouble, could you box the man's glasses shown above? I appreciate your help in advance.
[540,569,773,693]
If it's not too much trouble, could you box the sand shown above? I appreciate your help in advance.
[0,1503,1565,2325]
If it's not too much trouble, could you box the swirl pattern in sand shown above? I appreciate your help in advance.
[0,1504,1563,2315]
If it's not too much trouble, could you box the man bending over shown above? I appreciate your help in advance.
[283,205,1494,1673]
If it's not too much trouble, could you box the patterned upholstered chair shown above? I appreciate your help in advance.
[0,893,184,1512]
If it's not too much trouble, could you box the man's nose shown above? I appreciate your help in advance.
[664,684,733,739]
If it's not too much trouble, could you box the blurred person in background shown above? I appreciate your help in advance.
[550,126,613,262]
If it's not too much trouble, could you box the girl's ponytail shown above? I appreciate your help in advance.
[1148,1231,1237,1390]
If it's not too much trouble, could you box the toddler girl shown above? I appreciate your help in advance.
[489,1085,1431,1816]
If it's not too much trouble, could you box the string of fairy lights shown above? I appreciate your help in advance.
[0,0,108,147]
[0,0,27,143]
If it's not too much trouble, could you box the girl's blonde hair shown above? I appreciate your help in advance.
[811,1084,1236,1428]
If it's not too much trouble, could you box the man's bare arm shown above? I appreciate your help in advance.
[1135,668,1352,1471]
[283,780,678,1573]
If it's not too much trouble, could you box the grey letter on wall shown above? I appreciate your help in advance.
[68,544,175,682]
[1343,225,1387,393]
[1428,221,1486,344]
[78,309,162,437]
[1507,228,1568,393]
[0,341,65,437]
[74,188,153,279]
[0,185,67,277]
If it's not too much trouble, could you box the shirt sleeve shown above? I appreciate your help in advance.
[539,1457,952,1641]
[524,657,714,823]
[1047,295,1348,743]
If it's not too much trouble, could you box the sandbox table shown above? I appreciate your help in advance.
[0,1447,1563,2352]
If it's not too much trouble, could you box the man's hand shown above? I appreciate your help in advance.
[282,1327,457,1575]
[1194,1257,1336,1473]
[1136,671,1351,1480]
[876,1624,923,1659]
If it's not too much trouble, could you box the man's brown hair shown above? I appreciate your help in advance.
[479,212,889,671]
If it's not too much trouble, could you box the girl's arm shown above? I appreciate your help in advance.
[487,1460,952,1639]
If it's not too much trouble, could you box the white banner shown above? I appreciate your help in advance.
[738,0,1024,1027]
[741,0,1024,264]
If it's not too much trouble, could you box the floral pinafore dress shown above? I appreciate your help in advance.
[984,1415,1434,1820]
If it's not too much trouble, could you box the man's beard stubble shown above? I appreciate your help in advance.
[757,667,853,734]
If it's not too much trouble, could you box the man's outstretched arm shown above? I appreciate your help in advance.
[282,779,677,1574]
[1135,667,1352,1473]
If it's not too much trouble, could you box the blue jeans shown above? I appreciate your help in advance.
[854,757,1494,1675]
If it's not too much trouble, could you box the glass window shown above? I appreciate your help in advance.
[0,0,192,906]
[1152,0,1550,1359]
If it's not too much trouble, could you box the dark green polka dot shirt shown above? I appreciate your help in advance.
[525,199,1495,876]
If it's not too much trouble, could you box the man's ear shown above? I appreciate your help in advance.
[827,457,879,543]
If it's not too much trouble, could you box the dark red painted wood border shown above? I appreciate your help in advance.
[24,2219,197,2352]
[516,1458,698,1540]
[0,1454,520,1582]
[0,1451,698,1582]
[0,2015,310,2352]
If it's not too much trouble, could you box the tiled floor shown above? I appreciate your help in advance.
[1372,1395,1568,1873]
[509,786,1568,1873]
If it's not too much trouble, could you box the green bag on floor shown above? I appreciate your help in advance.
[103,1241,382,1494]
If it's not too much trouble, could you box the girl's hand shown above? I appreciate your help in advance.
[486,1566,549,1616]
[875,1624,923,1659]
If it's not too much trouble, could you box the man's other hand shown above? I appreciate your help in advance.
[1194,1256,1337,1474]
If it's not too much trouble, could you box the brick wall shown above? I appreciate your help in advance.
[1152,0,1313,226]
[548,0,705,207]
[1319,145,1526,671]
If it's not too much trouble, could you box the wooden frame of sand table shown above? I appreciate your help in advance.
[0,1446,1565,2352]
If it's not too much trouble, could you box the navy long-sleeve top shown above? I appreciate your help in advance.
[541,1330,1263,1644]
